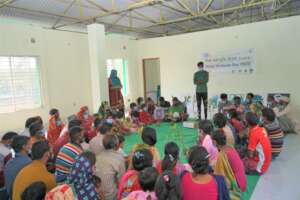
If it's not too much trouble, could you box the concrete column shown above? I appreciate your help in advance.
[87,23,108,112]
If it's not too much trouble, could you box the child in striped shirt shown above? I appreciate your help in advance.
[262,108,284,159]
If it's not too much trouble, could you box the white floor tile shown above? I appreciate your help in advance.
[251,134,300,200]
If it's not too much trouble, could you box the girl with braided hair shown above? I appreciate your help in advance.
[156,142,186,176]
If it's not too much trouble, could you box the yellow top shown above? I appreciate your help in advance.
[12,160,56,200]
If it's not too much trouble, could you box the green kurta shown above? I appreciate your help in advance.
[194,70,209,93]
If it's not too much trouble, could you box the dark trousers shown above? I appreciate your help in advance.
[196,92,208,120]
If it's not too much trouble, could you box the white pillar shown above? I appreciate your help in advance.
[87,24,108,113]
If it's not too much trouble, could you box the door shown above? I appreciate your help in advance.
[143,58,161,103]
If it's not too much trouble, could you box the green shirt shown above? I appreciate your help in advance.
[169,103,185,113]
[194,70,209,93]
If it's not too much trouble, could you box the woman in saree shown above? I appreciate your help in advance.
[77,106,95,140]
[109,70,124,115]
[47,108,64,146]
[212,130,247,200]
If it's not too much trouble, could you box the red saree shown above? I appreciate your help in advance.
[109,79,124,109]
[47,115,64,146]
[77,106,94,140]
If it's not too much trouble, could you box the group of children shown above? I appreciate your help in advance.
[0,91,294,200]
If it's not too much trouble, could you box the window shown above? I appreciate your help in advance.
[107,59,129,97]
[0,56,42,113]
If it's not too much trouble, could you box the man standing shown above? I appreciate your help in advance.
[194,61,209,120]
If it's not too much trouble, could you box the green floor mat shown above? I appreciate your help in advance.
[241,175,260,200]
[123,123,259,200]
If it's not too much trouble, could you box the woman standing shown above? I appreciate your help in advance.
[109,70,124,114]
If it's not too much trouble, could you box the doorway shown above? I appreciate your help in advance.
[143,58,161,103]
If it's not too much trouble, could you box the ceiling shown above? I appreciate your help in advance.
[0,0,300,38]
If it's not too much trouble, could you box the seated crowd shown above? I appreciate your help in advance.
[0,92,293,200]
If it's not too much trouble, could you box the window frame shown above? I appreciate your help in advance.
[0,55,43,114]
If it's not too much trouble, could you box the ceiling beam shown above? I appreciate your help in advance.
[52,0,76,28]
[4,4,161,36]
[273,0,292,12]
[78,0,84,19]
[54,0,163,29]
[97,19,163,36]
[176,0,196,15]
[160,3,190,15]
[141,0,275,28]
[131,0,190,33]
[106,13,126,31]
[85,0,109,12]
[202,0,214,13]
[0,0,15,8]
[133,10,158,23]
[6,5,81,20]
[87,0,161,25]
[221,0,225,22]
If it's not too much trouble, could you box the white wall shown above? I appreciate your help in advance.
[145,59,161,92]
[145,59,161,102]
[136,16,300,112]
[0,22,139,133]
[0,22,93,132]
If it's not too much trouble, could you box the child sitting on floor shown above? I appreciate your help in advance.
[139,104,156,125]
[124,167,158,200]
[153,105,165,123]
